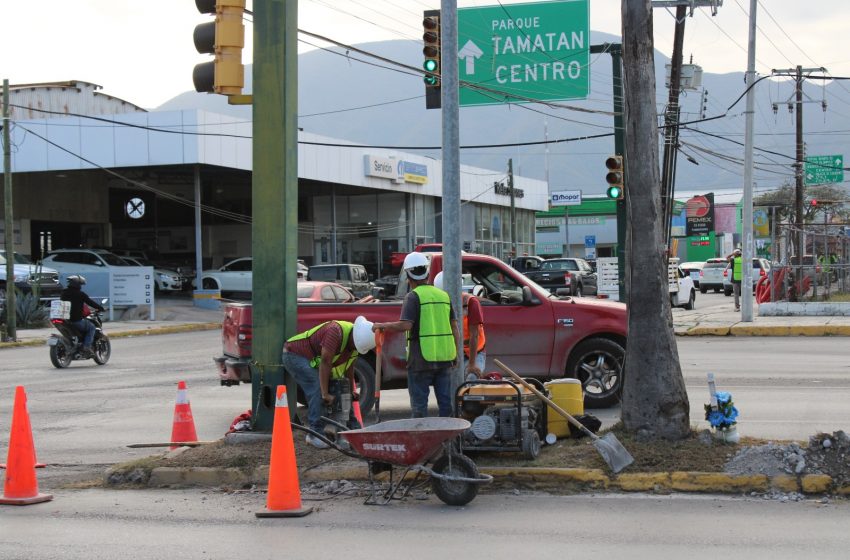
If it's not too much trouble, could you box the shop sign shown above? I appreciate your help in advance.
[685,193,714,237]
[401,161,428,184]
[364,155,403,183]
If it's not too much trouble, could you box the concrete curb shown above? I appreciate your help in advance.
[141,464,850,496]
[678,325,850,337]
[0,322,221,350]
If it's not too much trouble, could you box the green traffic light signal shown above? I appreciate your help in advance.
[424,59,438,72]
[606,185,622,199]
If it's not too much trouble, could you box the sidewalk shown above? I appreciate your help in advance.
[672,306,850,336]
[0,297,224,348]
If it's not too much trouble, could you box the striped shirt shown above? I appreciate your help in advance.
[284,322,344,361]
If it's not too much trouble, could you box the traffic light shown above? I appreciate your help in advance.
[423,10,441,110]
[605,155,625,199]
[193,0,245,96]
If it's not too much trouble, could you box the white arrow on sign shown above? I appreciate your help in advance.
[458,39,484,75]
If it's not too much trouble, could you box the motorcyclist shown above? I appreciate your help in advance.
[60,275,105,356]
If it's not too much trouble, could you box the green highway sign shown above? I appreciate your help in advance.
[805,154,844,185]
[457,0,589,107]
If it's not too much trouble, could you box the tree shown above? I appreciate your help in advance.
[755,182,849,224]
[620,1,690,440]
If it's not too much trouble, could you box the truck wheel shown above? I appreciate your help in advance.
[352,358,376,416]
[566,338,625,409]
[724,287,733,296]
[699,286,707,294]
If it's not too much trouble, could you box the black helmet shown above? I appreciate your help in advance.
[66,275,86,288]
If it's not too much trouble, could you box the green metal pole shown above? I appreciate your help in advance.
[3,78,16,340]
[612,46,627,304]
[250,0,299,430]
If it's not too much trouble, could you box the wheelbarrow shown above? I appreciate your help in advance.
[338,418,493,506]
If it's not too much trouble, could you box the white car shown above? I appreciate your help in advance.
[671,266,696,310]
[121,257,184,292]
[41,248,131,277]
[0,250,62,303]
[198,257,253,295]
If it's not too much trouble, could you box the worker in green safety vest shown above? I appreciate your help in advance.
[726,248,743,311]
[372,252,460,418]
[281,316,376,449]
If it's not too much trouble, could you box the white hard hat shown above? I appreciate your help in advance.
[433,271,445,290]
[353,316,376,354]
[403,252,429,280]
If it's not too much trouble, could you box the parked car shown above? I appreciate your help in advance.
[307,263,373,298]
[296,259,308,280]
[0,250,62,303]
[198,257,252,296]
[121,257,185,292]
[723,258,771,296]
[698,259,727,293]
[680,261,705,288]
[41,248,132,278]
[525,257,598,296]
[296,281,356,303]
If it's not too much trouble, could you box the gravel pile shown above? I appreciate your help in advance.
[724,430,850,487]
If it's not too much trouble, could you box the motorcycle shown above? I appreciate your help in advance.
[47,299,111,368]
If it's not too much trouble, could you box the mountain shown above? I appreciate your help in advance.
[158,33,850,198]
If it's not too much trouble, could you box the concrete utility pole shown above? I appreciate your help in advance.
[3,78,15,341]
[440,0,463,391]
[741,0,757,321]
[508,158,517,258]
[771,65,828,293]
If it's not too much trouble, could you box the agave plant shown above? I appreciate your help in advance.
[14,287,50,328]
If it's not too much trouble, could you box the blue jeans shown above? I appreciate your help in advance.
[407,367,453,418]
[281,351,325,432]
[71,319,96,348]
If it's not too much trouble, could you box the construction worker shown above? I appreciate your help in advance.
[726,248,743,311]
[281,316,376,448]
[372,252,460,418]
[433,271,486,381]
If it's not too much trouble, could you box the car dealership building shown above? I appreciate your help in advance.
[1,81,548,279]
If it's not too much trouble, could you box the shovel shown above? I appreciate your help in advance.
[494,359,634,474]
[373,330,385,424]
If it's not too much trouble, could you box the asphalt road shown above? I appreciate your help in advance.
[1,489,847,560]
[0,329,848,487]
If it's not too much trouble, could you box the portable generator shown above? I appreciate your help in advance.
[454,378,548,459]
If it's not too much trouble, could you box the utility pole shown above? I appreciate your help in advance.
[771,65,828,292]
[652,0,723,249]
[508,158,516,258]
[250,0,299,429]
[741,0,757,322]
[3,78,15,341]
[440,0,463,391]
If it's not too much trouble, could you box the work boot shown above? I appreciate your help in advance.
[305,434,330,449]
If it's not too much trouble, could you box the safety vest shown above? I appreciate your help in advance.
[732,256,742,281]
[411,285,456,362]
[287,321,357,380]
[462,293,485,356]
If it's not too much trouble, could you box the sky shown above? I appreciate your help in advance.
[4,0,850,109]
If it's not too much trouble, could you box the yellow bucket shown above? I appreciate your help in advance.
[544,379,584,438]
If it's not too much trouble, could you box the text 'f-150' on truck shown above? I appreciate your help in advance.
[214,253,628,411]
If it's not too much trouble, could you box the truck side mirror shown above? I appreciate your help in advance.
[522,286,539,306]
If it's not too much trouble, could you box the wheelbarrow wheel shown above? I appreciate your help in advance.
[431,452,479,506]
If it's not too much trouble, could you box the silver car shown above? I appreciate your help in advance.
[699,260,727,293]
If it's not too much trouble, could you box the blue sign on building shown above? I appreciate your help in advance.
[585,235,596,248]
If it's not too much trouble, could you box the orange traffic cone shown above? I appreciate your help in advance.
[256,385,312,518]
[351,380,364,428]
[170,381,199,450]
[0,387,46,470]
[0,386,53,505]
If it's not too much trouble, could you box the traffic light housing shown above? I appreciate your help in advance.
[423,10,441,110]
[605,155,625,200]
[193,0,245,96]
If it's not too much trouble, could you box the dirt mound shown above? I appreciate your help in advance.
[724,430,850,486]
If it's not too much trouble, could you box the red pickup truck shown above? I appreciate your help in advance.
[214,253,628,412]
